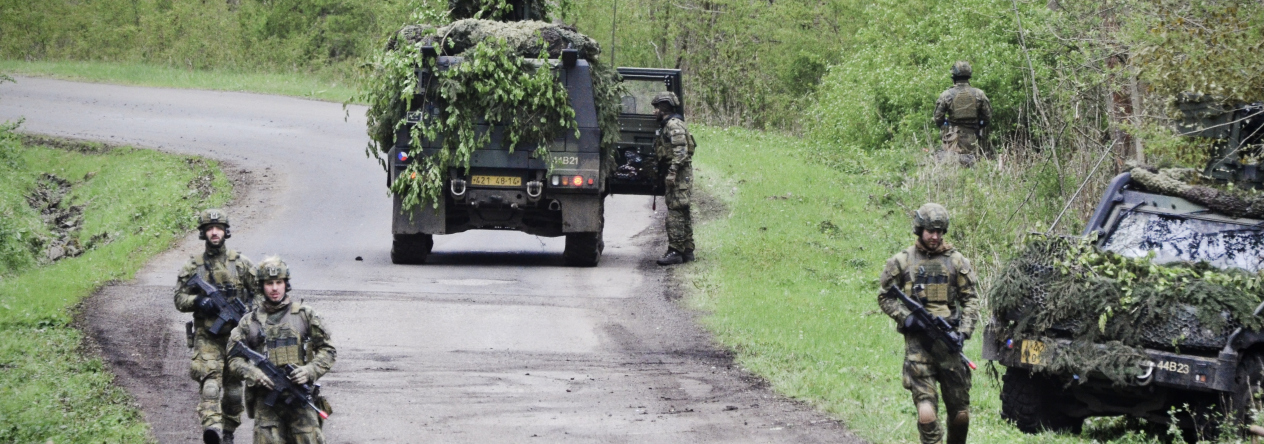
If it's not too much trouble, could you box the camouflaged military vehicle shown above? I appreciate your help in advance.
[386,53,680,266]
[984,99,1264,439]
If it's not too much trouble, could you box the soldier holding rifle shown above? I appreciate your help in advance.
[878,203,980,444]
[229,257,335,444]
[174,209,258,444]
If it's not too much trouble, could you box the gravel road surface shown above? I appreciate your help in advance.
[0,77,861,443]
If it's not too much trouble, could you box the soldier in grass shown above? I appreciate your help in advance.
[229,256,336,444]
[878,203,980,444]
[651,91,698,266]
[934,61,992,156]
[174,209,257,444]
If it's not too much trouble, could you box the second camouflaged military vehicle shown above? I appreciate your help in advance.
[984,98,1264,438]
[387,52,680,266]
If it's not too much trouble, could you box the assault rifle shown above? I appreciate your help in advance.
[889,284,977,370]
[186,275,249,336]
[228,342,330,419]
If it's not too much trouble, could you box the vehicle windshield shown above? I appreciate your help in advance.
[1102,211,1264,272]
[621,79,669,115]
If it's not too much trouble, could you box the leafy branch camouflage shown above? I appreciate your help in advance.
[989,235,1264,382]
[360,18,625,210]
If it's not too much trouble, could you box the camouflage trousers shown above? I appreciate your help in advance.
[190,329,245,433]
[902,335,971,444]
[941,125,980,155]
[251,398,325,444]
[665,162,694,253]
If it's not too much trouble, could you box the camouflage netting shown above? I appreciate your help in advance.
[989,235,1264,384]
[1129,166,1264,218]
[368,19,623,158]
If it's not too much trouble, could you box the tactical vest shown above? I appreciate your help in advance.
[656,116,695,158]
[193,249,243,300]
[949,88,979,123]
[245,303,312,367]
[902,249,959,321]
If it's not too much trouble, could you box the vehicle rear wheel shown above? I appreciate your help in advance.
[563,232,604,267]
[1225,352,1264,435]
[1001,368,1084,434]
[391,233,433,265]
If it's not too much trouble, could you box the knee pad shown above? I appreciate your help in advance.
[201,379,222,399]
[916,401,937,424]
[951,410,969,426]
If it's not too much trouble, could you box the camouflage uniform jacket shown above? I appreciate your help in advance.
[174,245,258,332]
[654,115,694,173]
[228,299,336,385]
[933,81,992,128]
[878,242,980,342]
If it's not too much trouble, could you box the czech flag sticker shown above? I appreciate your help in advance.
[398,151,409,162]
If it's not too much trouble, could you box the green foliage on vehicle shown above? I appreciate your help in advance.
[385,38,578,211]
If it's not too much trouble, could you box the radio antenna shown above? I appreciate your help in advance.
[610,0,618,66]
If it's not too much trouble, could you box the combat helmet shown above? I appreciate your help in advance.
[912,203,950,235]
[256,256,293,291]
[651,91,681,111]
[950,61,972,79]
[197,208,231,240]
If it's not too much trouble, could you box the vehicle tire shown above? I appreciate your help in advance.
[391,233,433,265]
[1001,368,1084,434]
[1225,352,1264,435]
[563,232,604,267]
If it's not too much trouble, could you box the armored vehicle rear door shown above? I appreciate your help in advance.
[606,68,683,195]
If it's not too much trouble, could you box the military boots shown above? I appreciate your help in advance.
[656,249,694,266]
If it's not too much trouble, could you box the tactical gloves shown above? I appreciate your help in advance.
[194,296,218,317]
[901,314,927,333]
[243,366,273,390]
[289,365,315,385]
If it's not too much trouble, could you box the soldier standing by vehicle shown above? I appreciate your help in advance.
[174,209,258,444]
[934,61,992,156]
[878,203,980,444]
[651,91,697,266]
[229,257,336,444]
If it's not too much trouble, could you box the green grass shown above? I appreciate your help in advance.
[0,125,231,442]
[0,59,357,103]
[683,125,1179,444]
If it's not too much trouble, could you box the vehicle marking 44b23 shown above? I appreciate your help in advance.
[1156,361,1190,374]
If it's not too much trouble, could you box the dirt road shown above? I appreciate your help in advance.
[0,77,861,443]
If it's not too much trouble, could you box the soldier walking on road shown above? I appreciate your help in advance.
[652,91,697,266]
[934,61,992,156]
[229,257,336,444]
[878,203,980,444]
[174,209,258,444]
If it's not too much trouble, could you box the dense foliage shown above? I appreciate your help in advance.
[809,0,1045,152]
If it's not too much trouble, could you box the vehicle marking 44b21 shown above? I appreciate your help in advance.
[555,156,579,166]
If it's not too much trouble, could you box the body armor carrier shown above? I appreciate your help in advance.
[193,250,243,302]
[246,304,312,367]
[949,89,979,123]
[905,252,959,322]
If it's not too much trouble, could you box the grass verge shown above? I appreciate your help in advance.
[0,124,230,442]
[683,125,1178,444]
[0,59,357,104]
